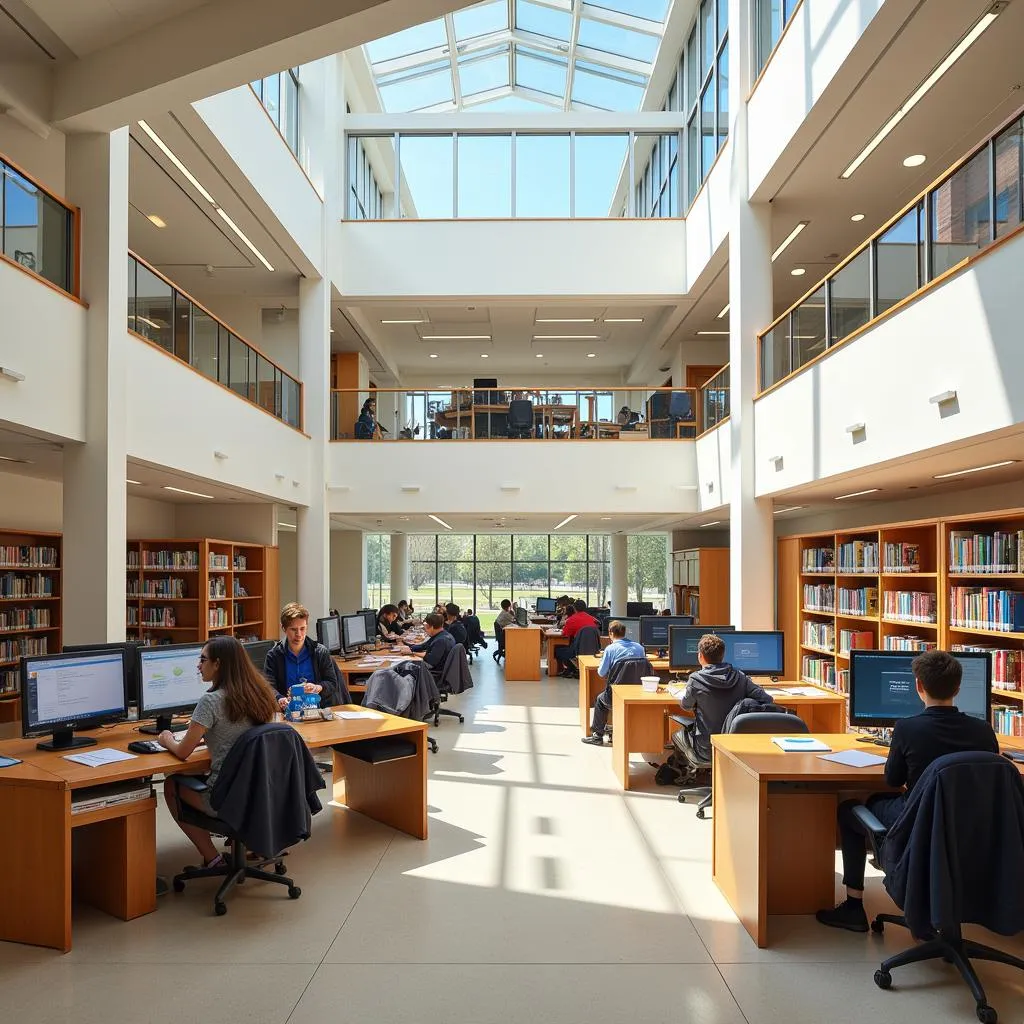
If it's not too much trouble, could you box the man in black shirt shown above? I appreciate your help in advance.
[398,612,455,678]
[444,603,468,648]
[817,649,998,932]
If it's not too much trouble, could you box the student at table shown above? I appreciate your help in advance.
[444,603,468,647]
[494,599,516,631]
[263,602,348,709]
[581,621,649,745]
[397,612,455,678]
[396,600,417,630]
[377,603,404,642]
[554,599,599,675]
[816,649,999,933]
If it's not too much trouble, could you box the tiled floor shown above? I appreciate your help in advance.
[4,651,1023,1023]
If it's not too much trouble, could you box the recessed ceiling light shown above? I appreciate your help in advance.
[480,353,489,358]
[536,318,595,323]
[137,120,216,204]
[717,304,730,319]
[429,353,438,358]
[147,214,166,228]
[850,213,865,222]
[791,267,806,276]
[696,330,730,336]
[771,221,808,262]
[381,319,426,324]
[587,353,596,358]
[126,479,143,486]
[553,514,578,530]
[774,505,804,514]
[421,335,491,340]
[933,460,1018,480]
[427,514,453,530]
[903,154,926,168]
[532,335,600,340]
[600,516,612,521]
[163,485,215,499]
[535,353,543,357]
[700,521,722,527]
[604,317,645,323]
[835,488,881,500]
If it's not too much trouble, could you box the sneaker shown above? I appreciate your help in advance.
[581,733,605,746]
[815,899,869,933]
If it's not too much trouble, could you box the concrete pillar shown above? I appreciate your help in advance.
[727,0,775,629]
[389,533,409,605]
[62,129,129,644]
[610,534,629,616]
[330,529,366,612]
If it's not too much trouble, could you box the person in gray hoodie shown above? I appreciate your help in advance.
[679,633,774,761]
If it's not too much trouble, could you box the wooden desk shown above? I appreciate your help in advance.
[609,683,847,791]
[576,655,670,734]
[503,625,542,681]
[544,630,569,676]
[0,708,427,952]
[530,615,556,625]
[333,652,410,695]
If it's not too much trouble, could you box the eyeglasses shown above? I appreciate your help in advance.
[198,655,210,663]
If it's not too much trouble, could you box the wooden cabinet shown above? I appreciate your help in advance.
[672,548,729,624]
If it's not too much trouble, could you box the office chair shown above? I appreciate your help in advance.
[575,626,601,658]
[675,710,808,819]
[854,752,1024,1024]
[493,621,506,663]
[424,643,472,728]
[507,399,534,439]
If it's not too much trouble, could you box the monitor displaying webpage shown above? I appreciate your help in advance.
[321,617,341,651]
[139,646,209,712]
[27,653,125,727]
[853,653,989,721]
[344,615,368,648]
[723,632,784,674]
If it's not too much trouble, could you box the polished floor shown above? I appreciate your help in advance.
[4,651,1023,1023]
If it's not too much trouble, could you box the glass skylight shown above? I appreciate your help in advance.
[361,0,668,113]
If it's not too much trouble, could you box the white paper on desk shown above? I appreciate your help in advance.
[337,711,384,720]
[787,686,829,697]
[63,747,138,767]
[818,749,887,768]
[767,686,794,695]
[771,736,831,752]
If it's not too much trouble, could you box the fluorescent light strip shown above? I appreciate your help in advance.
[840,10,1000,179]
[696,330,730,336]
[717,304,730,319]
[771,221,808,262]
[215,207,274,272]
[421,335,491,340]
[834,488,881,500]
[163,485,214,499]
[276,522,297,529]
[428,514,452,530]
[381,319,426,324]
[533,335,600,340]
[774,505,804,514]
[933,460,1017,480]
[553,514,578,530]
[700,521,722,527]
[536,318,595,323]
[137,120,216,204]
[129,314,162,330]
[126,479,143,486]
[604,318,645,323]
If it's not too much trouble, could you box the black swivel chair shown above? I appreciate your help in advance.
[675,710,808,819]
[424,643,472,728]
[854,751,1024,1024]
[492,621,506,663]
[575,626,601,658]
[507,399,534,438]
[668,390,695,438]
[172,723,325,915]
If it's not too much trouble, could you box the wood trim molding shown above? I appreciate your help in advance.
[0,252,87,307]
[696,415,730,441]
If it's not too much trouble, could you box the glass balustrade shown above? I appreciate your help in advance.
[700,365,730,431]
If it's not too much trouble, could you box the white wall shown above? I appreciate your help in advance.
[127,496,177,537]
[125,334,313,505]
[328,440,698,516]
[683,140,730,292]
[175,503,277,544]
[277,528,298,604]
[695,418,731,512]
[0,120,67,197]
[754,231,1024,494]
[0,259,87,442]
[335,219,687,299]
[330,529,365,613]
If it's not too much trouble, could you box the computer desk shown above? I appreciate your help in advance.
[544,630,569,676]
[333,652,408,695]
[503,624,542,680]
[0,708,428,952]
[711,732,1024,948]
[609,683,847,791]
[576,654,670,734]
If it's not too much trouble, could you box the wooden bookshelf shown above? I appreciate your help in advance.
[0,529,62,723]
[672,548,729,624]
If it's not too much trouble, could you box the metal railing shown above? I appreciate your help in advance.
[330,386,698,441]
[758,105,1024,393]
[128,252,302,429]
[700,364,730,431]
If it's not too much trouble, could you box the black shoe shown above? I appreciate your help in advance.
[815,899,869,933]
[581,733,605,746]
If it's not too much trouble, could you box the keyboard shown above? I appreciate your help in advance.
[128,740,166,754]
[871,738,891,748]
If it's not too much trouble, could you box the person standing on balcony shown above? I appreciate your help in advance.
[355,398,381,439]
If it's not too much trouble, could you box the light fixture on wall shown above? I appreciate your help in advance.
[0,366,25,382]
[929,389,958,405]
[213,450,229,460]
[768,455,784,469]
[845,422,866,435]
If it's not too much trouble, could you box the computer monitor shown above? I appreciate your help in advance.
[362,609,377,640]
[668,626,737,670]
[613,617,641,643]
[137,643,209,734]
[316,615,342,654]
[62,641,143,706]
[639,615,696,651]
[849,650,991,727]
[21,649,130,750]
[587,607,608,620]
[535,597,557,614]
[341,612,371,655]
[243,639,274,674]
[626,601,655,617]
[515,606,529,628]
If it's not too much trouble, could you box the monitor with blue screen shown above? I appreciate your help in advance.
[535,597,557,614]
[667,626,736,669]
[614,617,640,643]
[639,615,696,650]
[138,643,209,734]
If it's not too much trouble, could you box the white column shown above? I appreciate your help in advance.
[330,530,366,612]
[62,129,129,644]
[389,533,409,605]
[610,534,629,615]
[727,0,775,629]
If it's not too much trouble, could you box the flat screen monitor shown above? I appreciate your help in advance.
[515,606,529,628]
[612,617,640,643]
[243,639,274,673]
[360,609,377,641]
[668,626,737,670]
[849,650,991,727]
[626,601,655,617]
[473,377,498,388]
[587,607,608,620]
[342,613,370,654]
[21,649,130,750]
[62,641,142,706]
[316,615,342,654]
[535,597,557,614]
[639,615,696,650]
[137,643,208,734]
[721,631,785,675]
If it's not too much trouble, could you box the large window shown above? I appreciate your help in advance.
[754,0,800,78]
[367,534,391,609]
[627,534,669,611]
[251,67,301,156]
[347,135,385,219]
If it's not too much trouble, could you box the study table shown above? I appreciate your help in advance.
[576,654,670,734]
[544,629,569,676]
[503,624,543,680]
[608,682,847,791]
[711,732,1024,948]
[0,708,428,952]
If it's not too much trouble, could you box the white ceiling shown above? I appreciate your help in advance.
[330,510,687,534]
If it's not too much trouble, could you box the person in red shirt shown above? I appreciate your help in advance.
[554,600,599,676]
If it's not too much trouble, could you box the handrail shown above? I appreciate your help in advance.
[128,251,303,431]
[757,99,1024,394]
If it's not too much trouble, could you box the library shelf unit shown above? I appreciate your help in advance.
[127,539,279,646]
[779,511,1024,736]
[672,547,729,623]
[0,529,62,723]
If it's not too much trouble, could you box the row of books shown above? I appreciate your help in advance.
[128,550,200,570]
[209,577,228,598]
[128,578,189,599]
[0,608,50,631]
[882,590,937,624]
[0,545,58,569]
[209,554,231,570]
[839,629,874,656]
[209,607,228,627]
[140,609,177,628]
[993,708,1024,737]
[802,547,835,572]
[884,635,937,652]
[802,621,835,652]
[1,669,17,693]
[234,555,249,571]
[838,540,879,574]
[802,583,834,611]
[801,655,837,690]
[948,586,1024,633]
[883,542,921,573]
[948,529,1024,574]
[0,636,48,662]
[837,586,878,616]
[0,573,55,598]
[950,644,1023,690]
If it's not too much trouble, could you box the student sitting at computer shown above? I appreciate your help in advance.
[160,636,279,868]
[444,603,468,647]
[494,599,516,631]
[554,596,573,629]
[464,608,486,650]
[263,602,348,709]
[816,649,999,933]
[660,608,672,616]
[396,600,417,629]
[377,604,404,642]
[554,599,600,676]
[397,612,455,677]
[582,620,648,745]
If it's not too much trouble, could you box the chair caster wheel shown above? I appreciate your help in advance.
[677,792,687,803]
[976,1005,997,1024]
[172,878,185,893]
[696,807,706,820]
[870,919,884,934]
[288,886,301,899]
[275,862,288,875]
[457,714,465,723]
[873,970,892,990]
[214,901,227,916]
[428,739,439,753]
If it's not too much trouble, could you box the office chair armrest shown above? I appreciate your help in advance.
[851,804,887,839]
[172,774,210,794]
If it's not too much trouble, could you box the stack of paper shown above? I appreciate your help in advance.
[771,736,832,753]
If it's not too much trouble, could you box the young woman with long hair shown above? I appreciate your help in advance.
[160,636,279,868]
